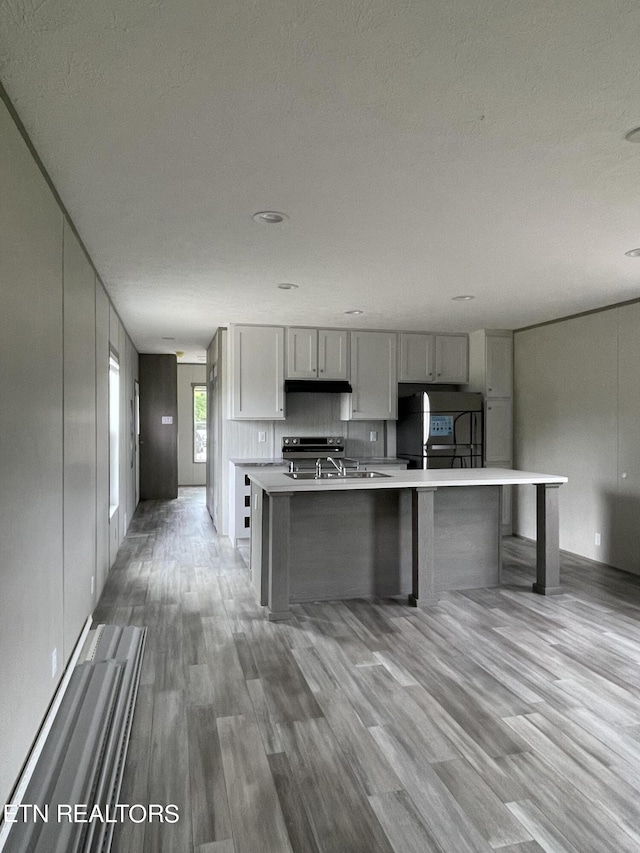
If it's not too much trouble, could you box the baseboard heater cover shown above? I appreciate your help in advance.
[2,625,146,853]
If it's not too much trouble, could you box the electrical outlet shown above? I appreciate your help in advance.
[595,532,601,546]
[369,430,378,442]
[51,648,57,679]
[258,431,267,443]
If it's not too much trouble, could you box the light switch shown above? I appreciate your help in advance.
[258,431,267,442]
[161,416,173,424]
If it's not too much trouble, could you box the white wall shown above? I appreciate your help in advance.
[514,305,640,572]
[0,94,138,808]
[177,363,207,486]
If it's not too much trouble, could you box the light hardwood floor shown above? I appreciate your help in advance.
[94,488,640,853]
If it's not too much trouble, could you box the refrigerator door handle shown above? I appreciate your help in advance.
[423,392,431,449]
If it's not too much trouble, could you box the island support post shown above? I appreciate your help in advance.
[533,482,563,595]
[267,491,293,620]
[408,486,438,608]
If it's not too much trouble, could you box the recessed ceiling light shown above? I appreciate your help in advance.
[625,248,640,257]
[277,283,299,290]
[252,210,289,224]
[344,309,363,315]
[452,295,475,301]
[625,127,640,143]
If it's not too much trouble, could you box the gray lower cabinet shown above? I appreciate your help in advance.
[229,462,286,546]
[485,398,513,463]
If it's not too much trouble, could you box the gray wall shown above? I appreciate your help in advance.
[0,95,138,808]
[96,284,111,593]
[177,363,207,486]
[514,305,640,572]
[63,222,97,656]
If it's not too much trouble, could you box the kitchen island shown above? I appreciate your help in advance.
[247,468,568,620]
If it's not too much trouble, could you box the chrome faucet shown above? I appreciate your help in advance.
[341,457,360,472]
[315,457,323,477]
[326,456,344,475]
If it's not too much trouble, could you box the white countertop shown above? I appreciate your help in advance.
[229,458,286,466]
[229,457,408,467]
[247,467,568,494]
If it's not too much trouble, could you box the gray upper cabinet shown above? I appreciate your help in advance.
[399,332,435,382]
[485,333,513,397]
[467,329,513,397]
[230,325,285,419]
[341,330,397,420]
[318,329,349,379]
[399,332,468,383]
[435,334,469,383]
[287,327,348,379]
[287,327,317,378]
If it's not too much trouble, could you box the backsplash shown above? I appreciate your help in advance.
[225,392,387,460]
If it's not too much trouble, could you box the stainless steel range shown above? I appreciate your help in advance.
[281,435,345,461]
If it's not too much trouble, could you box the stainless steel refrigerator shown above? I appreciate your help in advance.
[397,391,483,469]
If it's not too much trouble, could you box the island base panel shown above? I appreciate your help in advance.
[288,489,410,603]
[261,486,502,605]
[433,486,501,592]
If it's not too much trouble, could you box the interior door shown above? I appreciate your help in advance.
[134,379,140,505]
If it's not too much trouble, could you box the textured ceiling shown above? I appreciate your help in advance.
[2,0,640,360]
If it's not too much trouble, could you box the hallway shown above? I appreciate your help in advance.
[96,488,640,853]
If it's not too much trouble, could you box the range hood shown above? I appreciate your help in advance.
[285,379,353,393]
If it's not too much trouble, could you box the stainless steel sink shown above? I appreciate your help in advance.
[284,472,324,479]
[284,470,391,480]
[341,471,391,478]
